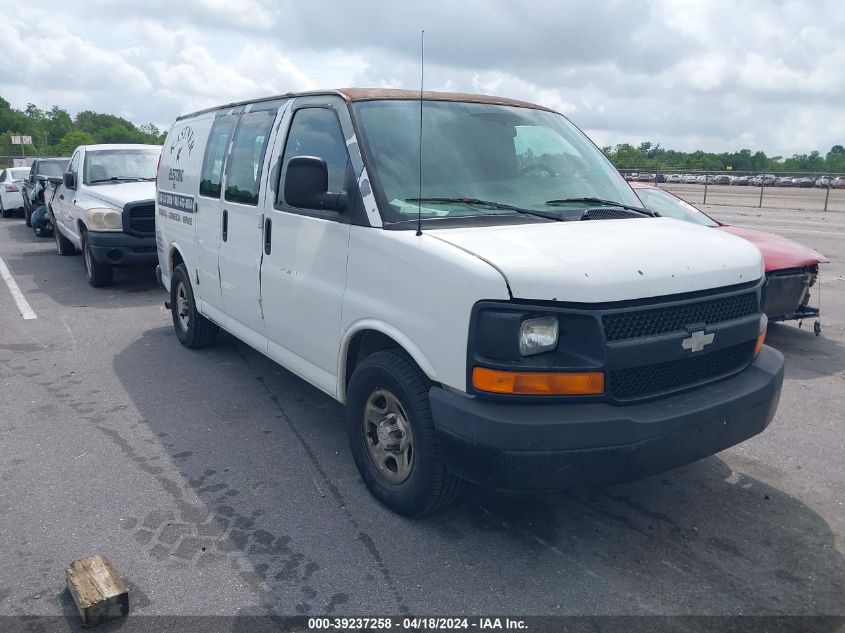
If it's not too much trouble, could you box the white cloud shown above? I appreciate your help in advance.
[0,0,842,155]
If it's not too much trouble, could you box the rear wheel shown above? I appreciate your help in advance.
[82,230,113,287]
[171,264,219,348]
[346,350,463,516]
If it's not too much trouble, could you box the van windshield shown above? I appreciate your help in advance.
[353,100,642,226]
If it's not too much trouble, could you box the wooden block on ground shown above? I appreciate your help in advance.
[65,555,129,627]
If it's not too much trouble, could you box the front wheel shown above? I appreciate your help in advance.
[170,264,219,348]
[346,350,463,516]
[82,231,113,287]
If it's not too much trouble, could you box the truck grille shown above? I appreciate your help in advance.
[602,292,757,342]
[609,340,756,400]
[128,203,155,235]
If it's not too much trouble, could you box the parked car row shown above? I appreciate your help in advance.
[623,172,843,187]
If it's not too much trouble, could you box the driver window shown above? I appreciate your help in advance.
[278,108,349,205]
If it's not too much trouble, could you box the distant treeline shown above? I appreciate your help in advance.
[0,96,166,158]
[603,142,845,175]
[2,95,843,174]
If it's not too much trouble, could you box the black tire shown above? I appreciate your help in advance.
[346,350,463,516]
[53,214,76,256]
[170,264,219,348]
[81,230,113,287]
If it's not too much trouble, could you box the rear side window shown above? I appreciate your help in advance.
[279,108,349,205]
[199,116,236,198]
[224,110,276,206]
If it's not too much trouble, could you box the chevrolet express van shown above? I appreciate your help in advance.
[156,89,784,516]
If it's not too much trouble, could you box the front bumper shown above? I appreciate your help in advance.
[429,346,784,491]
[86,231,157,267]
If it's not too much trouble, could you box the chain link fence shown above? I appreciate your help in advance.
[618,168,845,212]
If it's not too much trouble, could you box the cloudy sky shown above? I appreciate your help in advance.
[0,0,842,156]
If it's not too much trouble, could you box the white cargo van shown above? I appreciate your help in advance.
[156,89,783,516]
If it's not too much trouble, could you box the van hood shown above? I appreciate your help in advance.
[427,218,764,303]
[82,181,156,208]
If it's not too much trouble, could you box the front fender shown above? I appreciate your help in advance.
[337,319,439,403]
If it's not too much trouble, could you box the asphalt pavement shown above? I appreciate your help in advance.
[0,204,843,624]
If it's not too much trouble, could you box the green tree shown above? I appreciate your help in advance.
[57,130,95,155]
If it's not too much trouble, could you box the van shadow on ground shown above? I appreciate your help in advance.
[104,327,845,616]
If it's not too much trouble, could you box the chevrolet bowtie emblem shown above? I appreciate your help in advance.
[682,330,715,353]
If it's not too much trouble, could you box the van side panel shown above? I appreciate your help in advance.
[156,115,214,294]
[340,226,511,398]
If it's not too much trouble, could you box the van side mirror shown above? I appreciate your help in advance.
[63,171,76,190]
[47,176,63,186]
[284,156,347,212]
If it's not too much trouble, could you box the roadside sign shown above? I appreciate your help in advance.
[726,165,733,171]
[10,135,33,145]
[11,136,21,145]
[23,135,32,144]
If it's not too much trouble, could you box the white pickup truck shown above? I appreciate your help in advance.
[155,89,784,516]
[51,144,161,286]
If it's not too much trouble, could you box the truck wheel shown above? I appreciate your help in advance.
[82,231,113,287]
[346,350,463,516]
[53,217,76,256]
[171,264,219,348]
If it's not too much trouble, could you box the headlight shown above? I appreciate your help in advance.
[86,208,123,231]
[519,315,559,356]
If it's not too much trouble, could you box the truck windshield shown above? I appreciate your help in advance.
[84,148,160,185]
[352,100,642,226]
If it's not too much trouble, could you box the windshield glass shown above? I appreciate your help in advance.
[353,100,641,225]
[37,160,68,178]
[10,168,30,180]
[633,187,718,227]
[84,148,160,184]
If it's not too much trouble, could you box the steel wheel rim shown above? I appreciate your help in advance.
[176,282,190,331]
[362,388,414,484]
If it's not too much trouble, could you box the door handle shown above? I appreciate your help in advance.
[222,209,228,242]
[59,194,64,200]
[264,217,272,255]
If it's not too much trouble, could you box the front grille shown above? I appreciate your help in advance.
[602,292,757,342]
[609,340,756,400]
[128,204,155,234]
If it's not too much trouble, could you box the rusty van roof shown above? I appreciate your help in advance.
[175,88,555,121]
[335,88,555,112]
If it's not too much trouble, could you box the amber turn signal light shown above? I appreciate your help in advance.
[754,328,767,357]
[472,367,605,395]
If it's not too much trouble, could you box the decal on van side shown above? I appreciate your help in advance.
[158,191,195,213]
[158,191,194,225]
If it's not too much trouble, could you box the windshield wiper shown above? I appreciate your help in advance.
[544,197,657,217]
[405,197,564,221]
[87,177,147,184]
